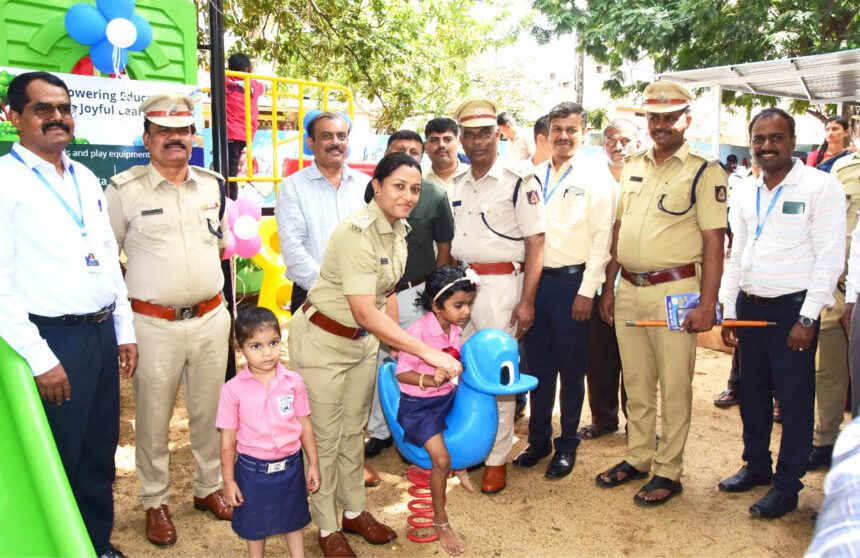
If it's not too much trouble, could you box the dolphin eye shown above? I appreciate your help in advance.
[500,360,514,385]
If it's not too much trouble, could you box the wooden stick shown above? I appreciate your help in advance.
[624,320,777,327]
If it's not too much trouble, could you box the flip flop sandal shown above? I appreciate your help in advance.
[579,424,620,439]
[633,475,683,506]
[595,461,648,488]
[713,389,739,408]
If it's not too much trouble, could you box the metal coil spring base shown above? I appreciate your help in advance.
[404,465,437,543]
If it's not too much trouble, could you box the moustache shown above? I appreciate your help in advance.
[435,148,449,155]
[42,121,70,134]
[326,146,343,154]
[756,151,779,157]
[164,141,187,150]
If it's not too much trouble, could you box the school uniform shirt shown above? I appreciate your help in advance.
[535,153,615,297]
[215,363,310,460]
[396,311,460,397]
[720,159,846,320]
[0,143,135,375]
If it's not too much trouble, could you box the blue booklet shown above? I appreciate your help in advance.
[665,292,722,330]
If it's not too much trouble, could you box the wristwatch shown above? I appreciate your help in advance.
[798,316,815,328]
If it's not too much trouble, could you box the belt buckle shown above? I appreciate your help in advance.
[633,273,650,287]
[93,308,111,323]
[266,459,286,474]
[176,304,200,320]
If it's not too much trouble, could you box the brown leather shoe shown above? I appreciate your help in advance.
[341,511,397,544]
[318,531,357,558]
[193,490,233,520]
[364,463,381,487]
[481,464,507,494]
[145,505,177,546]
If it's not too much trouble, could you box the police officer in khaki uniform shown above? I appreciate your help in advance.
[288,152,460,557]
[815,121,860,466]
[596,82,727,506]
[449,97,546,494]
[105,93,232,546]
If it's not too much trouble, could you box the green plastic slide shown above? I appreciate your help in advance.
[0,337,94,557]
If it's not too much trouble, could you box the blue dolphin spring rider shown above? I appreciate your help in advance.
[377,328,538,471]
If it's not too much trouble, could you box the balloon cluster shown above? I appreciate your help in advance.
[65,0,153,75]
[223,198,263,259]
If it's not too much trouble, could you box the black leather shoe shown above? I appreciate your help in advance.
[718,465,773,492]
[749,488,798,519]
[364,436,393,458]
[545,450,576,479]
[807,444,834,471]
[512,444,552,468]
[99,545,128,558]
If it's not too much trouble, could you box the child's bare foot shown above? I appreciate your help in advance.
[453,469,475,492]
[434,522,465,555]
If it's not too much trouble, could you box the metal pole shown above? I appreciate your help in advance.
[206,0,237,380]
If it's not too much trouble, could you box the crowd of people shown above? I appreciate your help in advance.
[2,66,860,558]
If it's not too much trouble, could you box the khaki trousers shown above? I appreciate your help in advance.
[814,289,849,446]
[288,310,379,532]
[614,275,699,481]
[133,304,230,509]
[462,272,522,467]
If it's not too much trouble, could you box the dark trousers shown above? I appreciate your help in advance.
[727,350,740,392]
[32,316,120,555]
[584,290,626,428]
[291,284,309,314]
[523,272,589,452]
[736,292,818,496]
[227,139,246,183]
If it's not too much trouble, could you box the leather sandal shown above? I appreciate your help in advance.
[633,475,683,506]
[595,461,648,487]
[713,389,739,408]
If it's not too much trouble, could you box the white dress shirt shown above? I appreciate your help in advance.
[720,159,846,320]
[844,219,860,304]
[274,162,369,291]
[0,143,135,375]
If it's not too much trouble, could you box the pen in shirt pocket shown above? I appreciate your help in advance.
[98,200,102,212]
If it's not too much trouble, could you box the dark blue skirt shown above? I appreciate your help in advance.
[397,390,456,447]
[232,451,311,540]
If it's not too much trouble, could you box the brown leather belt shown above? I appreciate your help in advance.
[620,264,696,287]
[131,294,222,321]
[468,262,522,275]
[394,275,427,294]
[301,301,368,340]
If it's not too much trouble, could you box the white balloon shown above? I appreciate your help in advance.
[233,215,258,240]
[105,18,137,49]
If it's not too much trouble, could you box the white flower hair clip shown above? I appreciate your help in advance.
[464,268,481,287]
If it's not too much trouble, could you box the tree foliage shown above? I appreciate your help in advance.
[532,0,860,114]
[206,0,512,131]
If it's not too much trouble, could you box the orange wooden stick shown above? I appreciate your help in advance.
[625,320,777,327]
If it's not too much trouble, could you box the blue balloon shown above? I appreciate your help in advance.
[337,111,352,130]
[378,329,538,470]
[65,4,107,46]
[302,109,322,131]
[302,132,314,157]
[90,38,128,75]
[96,0,134,20]
[128,14,152,51]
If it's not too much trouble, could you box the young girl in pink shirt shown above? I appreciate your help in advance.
[396,266,479,556]
[217,307,320,557]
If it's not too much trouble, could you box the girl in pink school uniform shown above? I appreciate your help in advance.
[217,307,321,557]
[396,266,479,556]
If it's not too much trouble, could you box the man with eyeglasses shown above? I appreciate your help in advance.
[596,82,727,507]
[423,117,470,198]
[512,101,614,480]
[105,93,233,546]
[449,97,545,494]
[0,71,137,558]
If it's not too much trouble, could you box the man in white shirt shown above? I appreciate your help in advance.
[498,111,536,162]
[719,107,846,519]
[275,112,369,311]
[0,71,137,558]
[423,117,470,197]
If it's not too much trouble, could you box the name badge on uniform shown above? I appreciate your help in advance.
[782,201,805,214]
[380,257,389,265]
[630,176,644,182]
[452,200,462,207]
[267,459,287,474]
[278,395,294,416]
[141,208,164,216]
[85,252,100,272]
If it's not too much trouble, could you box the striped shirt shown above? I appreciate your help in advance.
[720,159,846,320]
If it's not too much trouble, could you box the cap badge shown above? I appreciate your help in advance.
[474,107,484,115]
[657,92,667,102]
[168,104,179,115]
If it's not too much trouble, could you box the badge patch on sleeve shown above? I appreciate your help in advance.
[278,395,294,415]
[526,190,539,205]
[715,185,727,202]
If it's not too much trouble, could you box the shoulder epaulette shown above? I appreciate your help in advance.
[348,213,375,233]
[191,166,225,182]
[623,149,647,161]
[109,165,148,187]
[687,147,720,165]
[503,162,534,179]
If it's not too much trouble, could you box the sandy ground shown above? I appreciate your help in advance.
[111,346,829,557]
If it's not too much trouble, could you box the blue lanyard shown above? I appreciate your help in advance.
[754,185,783,241]
[543,162,574,203]
[11,148,86,236]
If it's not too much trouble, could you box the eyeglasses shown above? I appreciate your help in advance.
[27,102,76,119]
[461,128,495,141]
[605,136,633,147]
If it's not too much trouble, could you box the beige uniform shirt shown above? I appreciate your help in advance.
[450,157,545,264]
[537,152,615,296]
[506,129,536,162]
[307,200,408,328]
[616,142,727,272]
[833,152,860,284]
[424,161,470,200]
[106,164,226,306]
